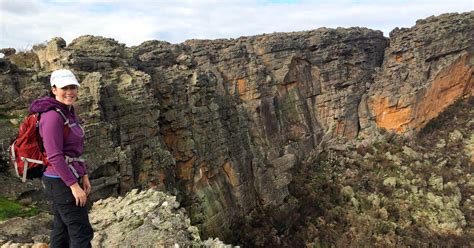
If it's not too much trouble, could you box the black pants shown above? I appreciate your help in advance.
[42,176,94,248]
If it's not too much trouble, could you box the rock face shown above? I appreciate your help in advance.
[134,27,387,240]
[0,12,472,245]
[360,12,473,135]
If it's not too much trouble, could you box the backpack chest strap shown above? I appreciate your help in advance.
[65,156,85,164]
[65,155,85,179]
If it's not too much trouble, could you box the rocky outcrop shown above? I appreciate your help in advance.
[0,189,232,247]
[0,11,472,246]
[90,188,231,247]
[360,12,473,135]
[0,212,50,247]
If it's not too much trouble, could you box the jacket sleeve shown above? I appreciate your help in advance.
[40,111,78,186]
[80,161,88,175]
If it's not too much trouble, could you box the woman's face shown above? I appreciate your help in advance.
[52,85,78,106]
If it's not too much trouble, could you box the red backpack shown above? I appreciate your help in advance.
[9,108,69,182]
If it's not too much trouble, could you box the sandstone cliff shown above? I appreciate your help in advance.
[360,13,473,135]
[0,11,472,246]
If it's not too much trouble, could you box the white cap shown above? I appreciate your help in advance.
[50,69,80,88]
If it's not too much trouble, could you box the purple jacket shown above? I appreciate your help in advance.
[29,97,87,186]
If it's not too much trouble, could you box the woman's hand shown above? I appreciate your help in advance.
[70,182,87,207]
[82,175,92,196]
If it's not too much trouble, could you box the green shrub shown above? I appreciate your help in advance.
[0,197,40,220]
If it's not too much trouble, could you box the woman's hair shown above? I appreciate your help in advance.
[48,86,56,97]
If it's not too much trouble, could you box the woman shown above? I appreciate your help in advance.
[29,69,94,247]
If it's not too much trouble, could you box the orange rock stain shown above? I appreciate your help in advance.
[222,160,239,187]
[372,54,473,133]
[176,156,196,180]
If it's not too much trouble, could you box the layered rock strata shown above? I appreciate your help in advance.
[131,27,387,239]
[360,12,473,135]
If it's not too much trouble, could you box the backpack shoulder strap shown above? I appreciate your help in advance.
[54,108,69,125]
[54,108,70,138]
[37,109,70,143]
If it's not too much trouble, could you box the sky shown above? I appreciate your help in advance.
[0,0,472,50]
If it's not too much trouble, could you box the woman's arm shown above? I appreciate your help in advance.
[82,175,91,196]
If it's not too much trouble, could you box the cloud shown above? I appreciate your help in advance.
[0,0,472,50]
[0,0,40,14]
